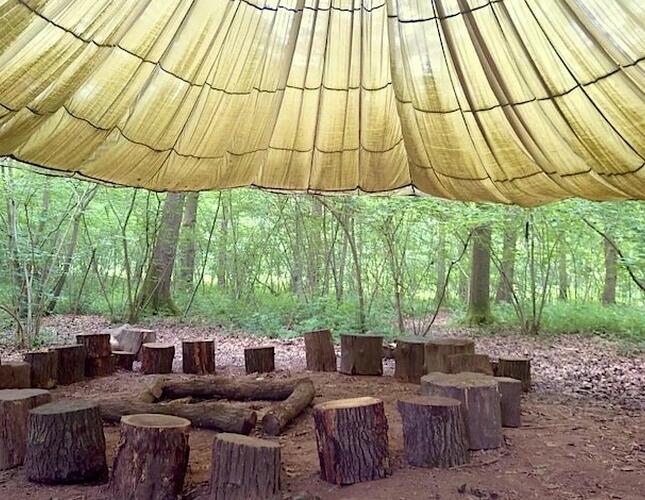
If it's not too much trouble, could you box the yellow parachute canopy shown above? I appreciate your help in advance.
[0,0,643,205]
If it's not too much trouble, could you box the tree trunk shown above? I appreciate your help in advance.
[303,329,337,372]
[434,229,447,304]
[50,345,86,385]
[339,334,383,376]
[244,346,275,374]
[558,249,569,300]
[394,337,428,383]
[423,338,475,374]
[141,343,175,374]
[23,351,57,389]
[261,379,315,436]
[495,227,517,302]
[495,377,522,428]
[497,357,531,392]
[466,224,492,324]
[602,236,617,304]
[182,339,215,374]
[177,192,199,288]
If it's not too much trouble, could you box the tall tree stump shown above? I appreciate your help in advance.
[0,389,52,470]
[313,397,390,484]
[447,353,493,375]
[208,433,281,500]
[76,333,112,358]
[142,343,175,374]
[497,357,531,392]
[110,414,191,500]
[495,377,522,428]
[244,346,275,374]
[25,399,108,484]
[397,396,469,468]
[23,351,57,389]
[421,372,502,450]
[0,362,31,389]
[303,329,337,372]
[424,338,475,373]
[394,336,429,383]
[182,339,215,374]
[113,351,136,371]
[339,334,383,376]
[50,345,86,385]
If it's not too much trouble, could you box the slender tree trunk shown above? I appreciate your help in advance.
[217,196,228,289]
[434,229,447,305]
[602,237,617,304]
[178,192,199,288]
[495,228,517,303]
[466,225,492,325]
[558,249,569,300]
[290,198,305,300]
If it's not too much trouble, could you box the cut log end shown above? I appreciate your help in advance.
[121,413,191,429]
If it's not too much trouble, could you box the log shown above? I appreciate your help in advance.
[313,397,390,485]
[0,361,31,389]
[420,372,502,450]
[497,357,531,392]
[23,351,57,389]
[110,414,191,500]
[113,351,136,371]
[0,389,52,470]
[303,329,336,372]
[262,379,315,436]
[244,346,275,374]
[446,353,493,375]
[182,339,215,374]
[85,356,115,378]
[50,345,86,385]
[76,333,112,358]
[394,336,429,383]
[397,395,469,468]
[339,334,383,376]
[25,399,108,484]
[424,338,475,373]
[495,377,522,428]
[99,399,257,434]
[141,343,175,374]
[208,433,281,500]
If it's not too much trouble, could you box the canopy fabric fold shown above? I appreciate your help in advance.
[0,0,643,205]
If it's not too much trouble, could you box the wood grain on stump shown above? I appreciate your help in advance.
[50,345,86,385]
[182,339,215,374]
[208,433,281,500]
[313,397,390,485]
[303,329,337,372]
[420,372,502,450]
[25,399,108,484]
[446,353,493,375]
[142,343,175,374]
[0,389,52,470]
[113,351,136,371]
[424,338,475,373]
[244,346,275,374]
[0,362,31,389]
[339,334,383,376]
[76,333,112,358]
[495,377,522,428]
[23,351,57,389]
[397,395,469,468]
[394,336,429,383]
[497,357,531,392]
[110,414,190,500]
[262,378,315,436]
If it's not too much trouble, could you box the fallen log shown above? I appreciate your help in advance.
[262,379,315,436]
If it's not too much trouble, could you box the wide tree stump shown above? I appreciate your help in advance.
[50,345,86,385]
[110,414,191,500]
[262,379,315,436]
[447,353,493,375]
[424,338,475,373]
[313,397,390,485]
[394,336,429,383]
[25,399,108,484]
[304,329,337,372]
[113,351,136,371]
[76,333,112,358]
[23,351,57,389]
[142,343,175,374]
[339,334,383,376]
[182,339,215,374]
[421,372,502,450]
[208,433,281,500]
[495,377,522,428]
[397,395,469,468]
[0,389,52,470]
[497,357,531,392]
[244,346,275,374]
[0,362,31,389]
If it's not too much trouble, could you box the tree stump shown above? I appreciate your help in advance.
[0,389,52,470]
[420,372,502,450]
[208,433,281,500]
[25,399,108,484]
[446,353,493,375]
[110,414,191,500]
[0,362,31,389]
[339,334,383,376]
[23,351,57,389]
[76,333,112,358]
[142,343,175,374]
[424,338,474,373]
[113,351,136,371]
[244,346,275,374]
[396,395,469,468]
[495,377,522,428]
[313,397,390,484]
[394,336,429,383]
[303,329,336,372]
[182,339,215,374]
[50,345,86,385]
[497,357,531,392]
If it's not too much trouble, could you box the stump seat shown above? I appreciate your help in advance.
[244,346,275,374]
[0,361,31,389]
[424,338,475,373]
[303,329,336,372]
[497,357,531,392]
[112,351,136,371]
[23,351,57,388]
[339,334,383,376]
[50,345,86,385]
[141,343,175,374]
[182,339,215,374]
[77,333,114,378]
[446,353,493,375]
[495,377,522,427]
[394,336,429,383]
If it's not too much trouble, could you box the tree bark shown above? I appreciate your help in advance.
[339,334,383,376]
[304,329,337,372]
[466,224,493,324]
[23,351,57,389]
[141,343,175,374]
[446,353,493,375]
[424,338,475,374]
[50,345,86,385]
[394,337,428,383]
[495,377,522,428]
[76,333,111,358]
[112,351,135,371]
[558,249,569,300]
[244,346,275,374]
[602,236,617,304]
[85,356,115,378]
[178,192,199,288]
[182,339,215,374]
[0,362,31,389]
[497,357,531,392]
[261,379,315,436]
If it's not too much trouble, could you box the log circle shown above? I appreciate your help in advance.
[244,346,275,374]
[141,343,175,374]
[23,351,57,389]
[339,334,383,376]
[303,329,337,372]
[394,336,429,383]
[495,376,522,428]
[423,338,475,373]
[182,339,216,374]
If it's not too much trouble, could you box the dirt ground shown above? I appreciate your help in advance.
[0,316,643,500]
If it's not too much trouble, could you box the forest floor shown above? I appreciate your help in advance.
[0,315,643,500]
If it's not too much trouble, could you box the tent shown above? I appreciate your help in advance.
[0,0,643,205]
